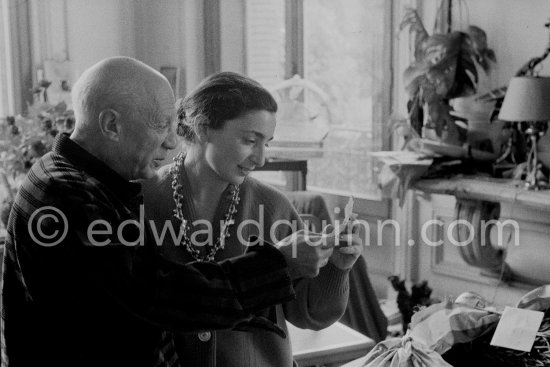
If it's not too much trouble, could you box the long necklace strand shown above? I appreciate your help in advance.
[170,152,240,262]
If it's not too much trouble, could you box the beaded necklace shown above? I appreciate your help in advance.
[170,152,240,262]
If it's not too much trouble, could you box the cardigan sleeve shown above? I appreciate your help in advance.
[253,182,350,330]
[281,202,350,330]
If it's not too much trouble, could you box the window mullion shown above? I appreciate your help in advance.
[285,0,303,78]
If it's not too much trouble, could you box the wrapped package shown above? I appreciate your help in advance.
[409,297,500,355]
[442,286,550,367]
[362,294,500,367]
[363,333,452,367]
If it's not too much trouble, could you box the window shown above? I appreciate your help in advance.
[245,0,392,199]
[0,0,14,116]
[0,0,32,117]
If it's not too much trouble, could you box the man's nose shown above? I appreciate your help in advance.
[163,127,178,150]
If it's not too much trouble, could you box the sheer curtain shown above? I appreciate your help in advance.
[0,0,32,117]
[0,0,14,116]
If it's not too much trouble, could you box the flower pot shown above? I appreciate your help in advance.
[453,96,504,154]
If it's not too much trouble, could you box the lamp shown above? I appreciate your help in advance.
[498,76,550,190]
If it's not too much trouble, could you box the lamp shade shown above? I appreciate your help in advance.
[498,76,550,122]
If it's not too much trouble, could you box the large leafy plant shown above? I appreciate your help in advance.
[400,7,496,145]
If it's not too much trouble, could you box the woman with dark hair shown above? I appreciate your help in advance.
[142,71,362,366]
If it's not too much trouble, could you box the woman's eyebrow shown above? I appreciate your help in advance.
[240,130,271,139]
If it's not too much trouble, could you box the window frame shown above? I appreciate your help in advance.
[281,0,394,202]
[1,0,33,117]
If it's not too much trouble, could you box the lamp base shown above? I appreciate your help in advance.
[523,122,549,190]
[524,177,549,190]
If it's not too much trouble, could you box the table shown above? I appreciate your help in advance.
[288,321,375,367]
[255,158,308,191]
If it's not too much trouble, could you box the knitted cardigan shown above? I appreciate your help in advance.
[142,164,350,367]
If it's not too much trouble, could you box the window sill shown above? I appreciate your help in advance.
[413,175,550,211]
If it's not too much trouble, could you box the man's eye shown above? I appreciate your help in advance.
[151,121,169,131]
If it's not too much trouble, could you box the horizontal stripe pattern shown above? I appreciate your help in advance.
[1,134,294,367]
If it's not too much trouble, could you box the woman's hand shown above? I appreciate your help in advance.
[323,222,363,270]
[275,230,336,279]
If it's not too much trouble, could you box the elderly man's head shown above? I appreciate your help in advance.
[70,57,177,180]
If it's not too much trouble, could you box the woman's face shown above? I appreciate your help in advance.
[203,110,276,185]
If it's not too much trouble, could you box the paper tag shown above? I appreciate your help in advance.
[344,196,354,223]
[490,306,544,352]
[335,197,355,236]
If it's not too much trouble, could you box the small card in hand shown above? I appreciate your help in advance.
[335,196,357,237]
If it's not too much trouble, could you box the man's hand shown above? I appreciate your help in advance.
[275,229,336,279]
[323,223,363,270]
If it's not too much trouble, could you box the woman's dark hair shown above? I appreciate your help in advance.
[176,72,277,142]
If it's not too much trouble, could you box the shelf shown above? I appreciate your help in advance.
[413,176,550,211]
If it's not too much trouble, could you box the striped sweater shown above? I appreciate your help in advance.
[0,133,294,367]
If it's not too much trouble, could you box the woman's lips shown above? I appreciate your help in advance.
[238,165,254,175]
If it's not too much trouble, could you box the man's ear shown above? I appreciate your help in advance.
[98,109,121,141]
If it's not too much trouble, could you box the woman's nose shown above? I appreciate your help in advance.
[251,144,266,168]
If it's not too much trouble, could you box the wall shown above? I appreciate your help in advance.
[220,0,245,73]
[31,0,136,86]
[66,0,136,79]
[465,0,550,88]
[133,0,191,97]
[394,0,550,307]
[31,0,205,96]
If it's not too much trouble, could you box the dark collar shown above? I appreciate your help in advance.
[53,133,142,203]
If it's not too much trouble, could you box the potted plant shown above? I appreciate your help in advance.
[400,6,496,146]
[0,78,75,227]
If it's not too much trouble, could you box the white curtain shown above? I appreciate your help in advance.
[0,0,15,116]
[0,0,32,117]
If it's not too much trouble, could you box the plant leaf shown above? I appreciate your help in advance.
[400,8,430,61]
[467,25,496,73]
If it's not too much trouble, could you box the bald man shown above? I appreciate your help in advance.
[0,57,296,367]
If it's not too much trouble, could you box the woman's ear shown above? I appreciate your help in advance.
[195,124,209,143]
[98,109,121,141]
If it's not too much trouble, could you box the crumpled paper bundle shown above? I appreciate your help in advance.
[408,296,500,355]
[362,293,500,367]
[370,151,433,207]
[516,284,550,311]
[362,333,452,367]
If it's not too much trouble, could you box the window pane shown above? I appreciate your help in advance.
[245,0,287,185]
[245,0,286,89]
[304,0,386,197]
